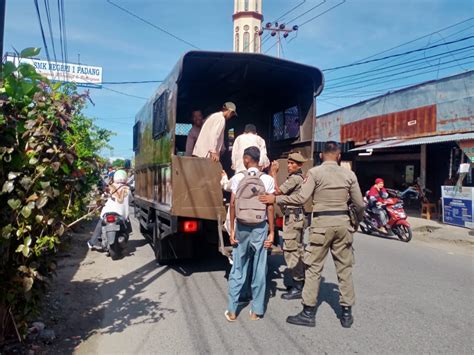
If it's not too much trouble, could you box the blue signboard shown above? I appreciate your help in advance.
[441,186,474,229]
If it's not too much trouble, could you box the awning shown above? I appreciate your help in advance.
[350,132,474,152]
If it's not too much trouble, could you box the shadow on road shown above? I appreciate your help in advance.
[316,277,341,318]
[43,220,175,354]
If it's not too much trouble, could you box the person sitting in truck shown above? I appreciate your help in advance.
[225,146,275,322]
[185,109,204,156]
[192,102,237,162]
[231,124,270,172]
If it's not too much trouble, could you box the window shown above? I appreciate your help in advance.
[243,32,250,52]
[255,0,259,12]
[273,106,301,141]
[235,33,240,51]
[133,122,140,152]
[244,0,249,11]
[153,91,168,139]
[254,32,259,52]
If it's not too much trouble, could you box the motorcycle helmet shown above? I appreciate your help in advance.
[113,169,128,184]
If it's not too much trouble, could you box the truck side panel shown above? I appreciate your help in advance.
[171,155,226,221]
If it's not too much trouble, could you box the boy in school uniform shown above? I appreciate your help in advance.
[225,146,275,321]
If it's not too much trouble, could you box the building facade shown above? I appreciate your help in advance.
[315,71,474,199]
[233,0,263,53]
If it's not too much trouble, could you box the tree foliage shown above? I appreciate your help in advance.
[0,48,112,340]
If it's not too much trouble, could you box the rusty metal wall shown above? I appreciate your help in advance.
[340,105,437,144]
[315,71,474,143]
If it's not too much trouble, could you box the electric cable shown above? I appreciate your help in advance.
[299,0,346,27]
[106,0,200,49]
[323,35,474,71]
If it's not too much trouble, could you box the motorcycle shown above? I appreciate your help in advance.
[360,190,412,242]
[400,183,432,208]
[100,212,130,260]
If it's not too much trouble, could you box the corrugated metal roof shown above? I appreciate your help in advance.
[351,132,474,152]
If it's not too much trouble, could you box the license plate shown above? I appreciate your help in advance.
[105,224,120,232]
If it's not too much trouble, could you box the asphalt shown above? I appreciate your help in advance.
[66,215,473,354]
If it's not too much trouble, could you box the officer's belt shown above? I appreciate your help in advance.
[312,210,349,217]
[284,207,303,215]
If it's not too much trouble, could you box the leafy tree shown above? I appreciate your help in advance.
[111,159,126,168]
[0,48,112,341]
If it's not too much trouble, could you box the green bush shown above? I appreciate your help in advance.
[0,48,112,340]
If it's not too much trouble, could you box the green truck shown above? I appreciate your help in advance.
[133,51,324,263]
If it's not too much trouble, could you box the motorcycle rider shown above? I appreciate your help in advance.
[87,169,130,249]
[367,178,389,233]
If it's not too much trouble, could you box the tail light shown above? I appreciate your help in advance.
[276,216,284,229]
[179,220,199,233]
[105,214,117,223]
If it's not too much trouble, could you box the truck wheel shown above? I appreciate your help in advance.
[153,217,165,264]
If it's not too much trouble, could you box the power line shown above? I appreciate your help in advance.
[33,0,52,65]
[102,86,148,100]
[325,54,474,90]
[275,0,307,22]
[327,45,474,83]
[339,17,474,67]
[324,60,474,94]
[323,35,474,71]
[299,0,346,27]
[106,0,200,49]
[286,0,326,24]
[43,0,57,63]
[102,80,163,85]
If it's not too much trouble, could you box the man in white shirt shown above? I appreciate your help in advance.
[232,124,270,172]
[192,102,237,162]
[225,146,275,322]
[185,110,204,156]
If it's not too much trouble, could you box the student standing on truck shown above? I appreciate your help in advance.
[231,124,270,172]
[270,152,307,300]
[225,146,275,322]
[184,109,204,156]
[192,102,237,162]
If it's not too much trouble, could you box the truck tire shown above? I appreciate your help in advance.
[153,216,165,264]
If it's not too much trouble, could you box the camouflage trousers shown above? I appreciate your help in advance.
[282,213,305,282]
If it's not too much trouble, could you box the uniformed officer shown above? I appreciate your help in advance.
[259,141,365,328]
[270,152,307,300]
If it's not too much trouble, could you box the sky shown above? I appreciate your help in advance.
[5,0,474,159]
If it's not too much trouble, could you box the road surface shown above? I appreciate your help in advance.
[51,215,473,354]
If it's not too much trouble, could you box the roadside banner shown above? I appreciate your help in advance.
[441,186,474,229]
[6,55,102,88]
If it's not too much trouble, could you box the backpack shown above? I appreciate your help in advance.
[235,170,267,225]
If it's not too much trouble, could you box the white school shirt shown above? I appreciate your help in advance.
[192,112,226,158]
[230,167,275,194]
[231,167,275,221]
[231,132,270,172]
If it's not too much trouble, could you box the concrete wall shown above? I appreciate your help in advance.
[315,71,474,143]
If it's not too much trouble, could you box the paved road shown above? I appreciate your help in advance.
[70,215,473,354]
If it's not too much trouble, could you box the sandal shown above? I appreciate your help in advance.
[225,310,237,322]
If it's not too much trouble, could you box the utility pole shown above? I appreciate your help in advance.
[0,0,6,70]
[259,22,298,58]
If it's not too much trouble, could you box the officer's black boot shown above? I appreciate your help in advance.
[340,306,354,328]
[281,280,304,300]
[286,304,316,327]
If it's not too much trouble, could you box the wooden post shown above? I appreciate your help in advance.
[420,144,427,189]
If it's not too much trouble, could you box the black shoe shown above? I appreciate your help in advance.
[281,280,304,300]
[340,306,354,328]
[286,305,316,327]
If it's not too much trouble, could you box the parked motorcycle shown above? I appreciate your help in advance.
[400,182,432,208]
[360,191,412,242]
[101,212,130,260]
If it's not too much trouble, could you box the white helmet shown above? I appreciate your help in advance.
[113,169,128,184]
